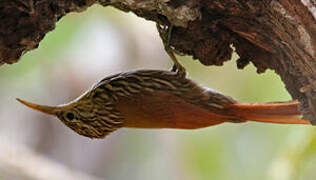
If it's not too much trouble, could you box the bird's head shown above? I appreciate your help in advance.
[17,95,123,138]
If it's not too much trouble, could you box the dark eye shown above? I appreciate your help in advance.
[66,112,75,120]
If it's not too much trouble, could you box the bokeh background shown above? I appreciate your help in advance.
[0,4,315,180]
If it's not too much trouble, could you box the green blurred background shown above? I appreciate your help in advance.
[0,5,315,180]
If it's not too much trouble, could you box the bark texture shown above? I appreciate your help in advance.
[0,0,315,123]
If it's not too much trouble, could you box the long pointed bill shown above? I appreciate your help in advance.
[16,98,60,115]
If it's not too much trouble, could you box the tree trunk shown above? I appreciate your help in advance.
[0,0,315,123]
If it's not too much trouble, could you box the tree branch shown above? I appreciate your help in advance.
[0,0,315,123]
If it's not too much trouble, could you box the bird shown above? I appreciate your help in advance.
[17,52,311,139]
[17,24,311,139]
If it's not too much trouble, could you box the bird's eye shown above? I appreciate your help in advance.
[65,112,75,120]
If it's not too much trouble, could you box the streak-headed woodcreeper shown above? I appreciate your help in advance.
[17,63,310,138]
[17,24,311,139]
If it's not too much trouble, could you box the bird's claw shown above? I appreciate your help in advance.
[156,22,186,76]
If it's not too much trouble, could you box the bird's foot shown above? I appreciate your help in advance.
[156,23,186,76]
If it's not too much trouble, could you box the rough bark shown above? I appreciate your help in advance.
[0,0,315,123]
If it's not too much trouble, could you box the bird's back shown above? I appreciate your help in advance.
[94,69,238,113]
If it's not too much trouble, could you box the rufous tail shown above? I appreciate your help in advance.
[226,101,311,125]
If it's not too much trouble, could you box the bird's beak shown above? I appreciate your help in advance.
[16,98,60,115]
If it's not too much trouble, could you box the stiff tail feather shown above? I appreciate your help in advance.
[226,101,311,125]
